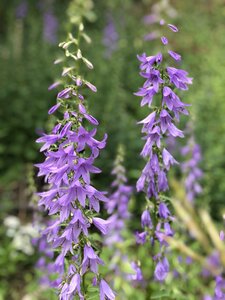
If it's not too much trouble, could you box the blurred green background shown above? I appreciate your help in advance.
[0,0,225,299]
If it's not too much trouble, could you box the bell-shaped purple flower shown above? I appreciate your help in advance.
[92,217,109,235]
[158,202,170,219]
[82,245,104,274]
[154,257,170,281]
[99,279,115,300]
[141,210,152,228]
[162,148,178,170]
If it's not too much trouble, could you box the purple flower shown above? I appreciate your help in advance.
[36,25,113,297]
[161,36,168,45]
[99,279,115,300]
[168,50,181,61]
[85,81,97,92]
[162,86,190,119]
[141,210,152,228]
[135,232,147,245]
[59,273,83,300]
[104,147,132,247]
[48,81,61,90]
[92,217,109,235]
[203,296,213,300]
[158,203,170,219]
[186,256,193,265]
[82,245,104,274]
[48,103,61,115]
[135,21,191,283]
[141,69,164,91]
[134,87,157,107]
[181,133,203,202]
[220,231,225,241]
[137,53,163,72]
[167,67,192,90]
[158,170,168,192]
[57,87,72,99]
[78,104,99,126]
[168,24,179,32]
[154,257,170,281]
[164,222,173,236]
[160,110,184,137]
[215,276,225,299]
[162,148,179,170]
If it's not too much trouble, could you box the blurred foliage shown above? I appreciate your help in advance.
[174,0,225,219]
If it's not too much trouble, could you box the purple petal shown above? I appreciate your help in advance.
[161,36,168,45]
[57,87,72,98]
[79,103,86,114]
[168,50,181,61]
[48,103,61,115]
[84,114,99,126]
[168,24,179,32]
[48,82,60,90]
[85,81,97,92]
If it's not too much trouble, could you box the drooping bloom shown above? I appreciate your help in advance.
[36,24,114,299]
[154,257,170,281]
[100,279,116,300]
[33,219,61,288]
[135,21,192,281]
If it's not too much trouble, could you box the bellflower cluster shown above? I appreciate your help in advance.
[135,22,192,281]
[105,145,132,245]
[181,134,203,202]
[104,145,143,285]
[102,13,119,58]
[33,220,61,288]
[27,163,60,287]
[36,23,115,299]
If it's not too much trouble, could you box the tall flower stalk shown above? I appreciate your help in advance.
[105,145,132,245]
[181,123,203,203]
[36,20,115,299]
[135,21,192,281]
[104,145,143,293]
